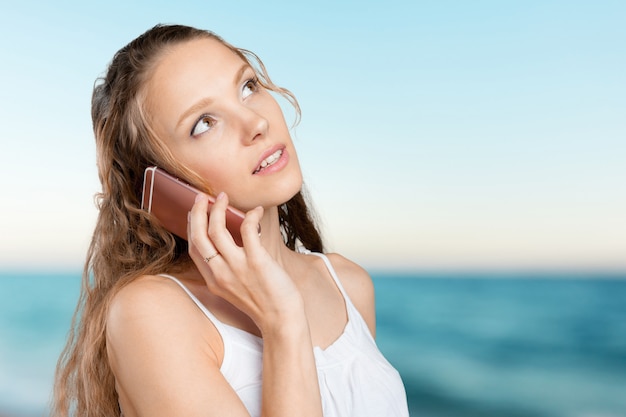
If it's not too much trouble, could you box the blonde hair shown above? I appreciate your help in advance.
[52,24,323,416]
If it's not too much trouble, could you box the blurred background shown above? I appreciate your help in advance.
[1,1,625,416]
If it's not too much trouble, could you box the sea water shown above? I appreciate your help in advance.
[1,271,625,417]
[375,273,626,417]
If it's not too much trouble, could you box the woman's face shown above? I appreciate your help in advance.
[145,37,302,211]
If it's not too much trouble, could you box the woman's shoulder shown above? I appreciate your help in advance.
[323,253,373,290]
[324,253,377,336]
[106,274,222,363]
[108,274,190,325]
[105,276,241,414]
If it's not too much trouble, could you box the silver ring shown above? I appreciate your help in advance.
[203,252,220,264]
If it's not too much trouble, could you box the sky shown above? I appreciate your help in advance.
[0,0,624,272]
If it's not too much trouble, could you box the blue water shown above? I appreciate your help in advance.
[1,272,625,417]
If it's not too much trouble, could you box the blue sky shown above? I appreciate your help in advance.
[0,0,624,271]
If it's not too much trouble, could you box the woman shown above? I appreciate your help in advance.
[53,24,409,417]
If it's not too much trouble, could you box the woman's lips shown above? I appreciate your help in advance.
[253,146,288,175]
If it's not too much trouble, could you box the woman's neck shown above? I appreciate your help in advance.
[258,205,294,266]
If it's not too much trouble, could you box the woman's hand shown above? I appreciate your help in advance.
[187,192,323,417]
[187,192,303,333]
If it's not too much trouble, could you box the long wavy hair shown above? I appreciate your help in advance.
[52,24,323,417]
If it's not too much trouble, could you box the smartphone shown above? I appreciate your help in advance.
[141,166,245,246]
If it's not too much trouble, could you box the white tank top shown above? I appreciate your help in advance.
[161,251,409,417]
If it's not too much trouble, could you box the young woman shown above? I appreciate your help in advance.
[53,24,409,417]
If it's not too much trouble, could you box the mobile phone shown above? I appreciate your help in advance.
[141,166,245,246]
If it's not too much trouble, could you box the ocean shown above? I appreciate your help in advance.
[1,271,625,417]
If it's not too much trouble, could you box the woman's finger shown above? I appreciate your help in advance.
[240,206,264,253]
[188,192,219,264]
[206,192,239,259]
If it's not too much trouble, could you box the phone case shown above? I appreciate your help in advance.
[141,166,245,246]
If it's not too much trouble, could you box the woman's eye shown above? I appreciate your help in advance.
[242,78,259,99]
[191,115,214,137]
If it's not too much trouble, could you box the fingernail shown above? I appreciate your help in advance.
[217,192,225,200]
[195,193,203,203]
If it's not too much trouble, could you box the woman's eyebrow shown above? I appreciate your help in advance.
[176,64,251,129]
[176,97,215,129]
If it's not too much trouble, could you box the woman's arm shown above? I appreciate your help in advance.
[187,193,323,417]
[259,307,321,416]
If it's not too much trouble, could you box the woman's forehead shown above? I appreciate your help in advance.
[152,37,243,82]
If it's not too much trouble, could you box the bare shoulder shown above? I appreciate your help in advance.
[108,274,174,319]
[324,253,374,299]
[107,274,221,366]
[324,253,377,337]
[108,275,201,336]
[106,275,239,416]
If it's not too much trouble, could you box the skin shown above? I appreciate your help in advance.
[105,38,376,417]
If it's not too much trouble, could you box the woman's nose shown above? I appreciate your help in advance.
[236,106,269,144]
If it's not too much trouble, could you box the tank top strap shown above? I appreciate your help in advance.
[297,248,351,303]
[158,273,229,334]
[299,249,379,360]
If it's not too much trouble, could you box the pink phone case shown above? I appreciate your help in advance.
[141,166,245,246]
